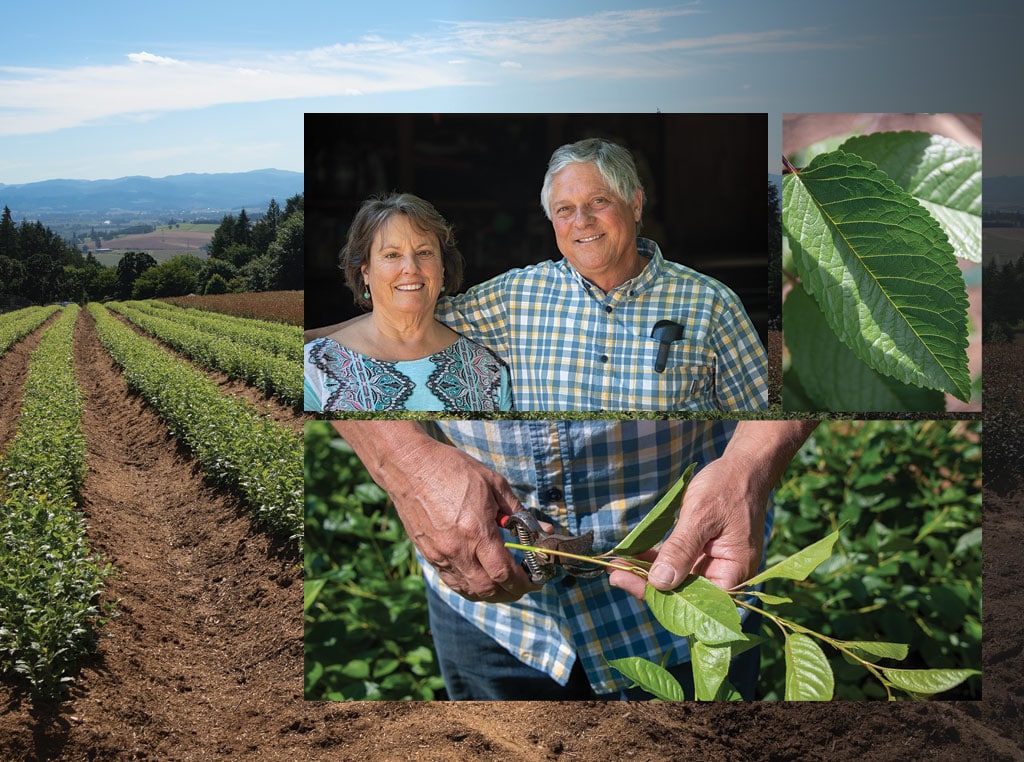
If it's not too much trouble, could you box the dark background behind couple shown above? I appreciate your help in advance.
[305,113,770,346]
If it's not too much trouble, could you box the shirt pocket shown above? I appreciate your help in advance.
[642,339,716,406]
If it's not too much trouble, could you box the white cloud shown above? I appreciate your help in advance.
[126,51,182,66]
[0,7,831,138]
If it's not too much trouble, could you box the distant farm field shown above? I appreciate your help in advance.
[159,290,304,326]
[92,225,216,265]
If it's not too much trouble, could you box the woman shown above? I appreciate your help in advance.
[304,193,512,411]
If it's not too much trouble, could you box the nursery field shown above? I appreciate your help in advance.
[0,300,1021,760]
[160,289,304,326]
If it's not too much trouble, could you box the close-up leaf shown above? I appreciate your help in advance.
[606,463,696,557]
[839,132,981,263]
[880,667,981,696]
[689,639,732,701]
[743,528,841,588]
[783,149,971,401]
[304,578,326,614]
[783,285,946,411]
[645,576,745,646]
[784,631,834,701]
[838,640,910,663]
[606,656,686,701]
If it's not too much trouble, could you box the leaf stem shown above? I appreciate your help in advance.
[503,542,647,576]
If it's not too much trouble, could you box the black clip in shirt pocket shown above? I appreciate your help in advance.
[644,338,717,407]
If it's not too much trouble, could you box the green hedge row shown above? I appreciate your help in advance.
[89,303,303,543]
[0,306,112,698]
[139,299,302,361]
[107,301,302,408]
[0,304,60,356]
[761,420,982,699]
[303,422,445,701]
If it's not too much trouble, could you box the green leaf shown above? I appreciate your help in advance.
[840,132,981,263]
[690,639,731,701]
[839,640,910,663]
[784,631,834,700]
[746,591,793,605]
[783,150,971,401]
[954,526,982,556]
[607,657,686,701]
[689,635,762,700]
[341,659,371,680]
[303,578,326,614]
[880,667,980,696]
[645,576,745,645]
[607,463,696,557]
[784,285,946,412]
[743,529,841,588]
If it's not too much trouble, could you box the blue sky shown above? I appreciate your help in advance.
[0,1,1019,184]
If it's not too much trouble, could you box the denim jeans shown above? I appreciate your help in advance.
[425,584,762,701]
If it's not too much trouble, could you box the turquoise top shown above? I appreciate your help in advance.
[303,334,512,412]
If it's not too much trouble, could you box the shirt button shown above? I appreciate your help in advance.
[599,355,609,363]
[544,487,563,502]
[605,305,613,313]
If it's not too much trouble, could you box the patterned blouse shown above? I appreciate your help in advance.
[303,335,512,412]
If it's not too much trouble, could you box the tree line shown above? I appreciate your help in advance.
[984,253,1024,342]
[0,194,303,310]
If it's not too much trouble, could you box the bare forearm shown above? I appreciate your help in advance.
[722,420,818,496]
[330,420,433,484]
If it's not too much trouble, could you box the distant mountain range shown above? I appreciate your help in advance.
[0,169,303,220]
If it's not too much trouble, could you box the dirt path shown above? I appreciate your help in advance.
[0,311,1021,761]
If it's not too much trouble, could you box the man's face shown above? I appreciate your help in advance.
[548,161,643,292]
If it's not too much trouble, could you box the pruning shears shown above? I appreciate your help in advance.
[499,509,604,584]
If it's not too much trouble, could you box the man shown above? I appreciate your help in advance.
[435,137,768,411]
[333,419,816,699]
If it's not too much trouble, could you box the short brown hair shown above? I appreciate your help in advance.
[339,193,464,311]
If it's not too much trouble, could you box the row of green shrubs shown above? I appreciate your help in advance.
[140,299,303,361]
[762,420,982,699]
[89,303,304,543]
[0,306,113,698]
[0,304,60,356]
[106,301,302,408]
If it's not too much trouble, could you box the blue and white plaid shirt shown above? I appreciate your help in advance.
[420,420,772,695]
[435,238,768,411]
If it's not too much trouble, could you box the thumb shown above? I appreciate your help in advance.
[645,530,705,591]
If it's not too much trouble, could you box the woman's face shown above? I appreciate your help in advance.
[361,214,445,320]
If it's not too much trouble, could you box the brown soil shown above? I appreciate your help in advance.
[767,329,782,408]
[1,314,1020,761]
[98,229,212,253]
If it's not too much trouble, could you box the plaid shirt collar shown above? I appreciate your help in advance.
[556,236,663,302]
